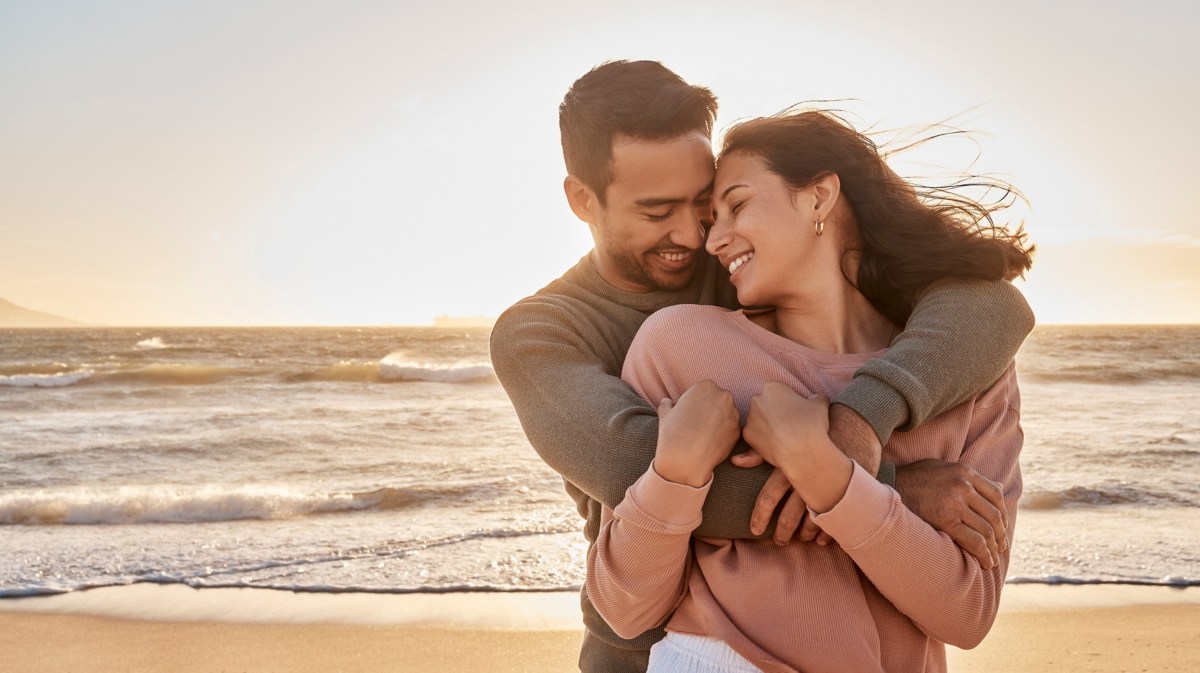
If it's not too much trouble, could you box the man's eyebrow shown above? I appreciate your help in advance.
[633,196,688,208]
[633,181,715,208]
[720,184,748,200]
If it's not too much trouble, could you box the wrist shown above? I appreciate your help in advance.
[828,403,883,477]
[652,457,713,488]
[782,437,854,514]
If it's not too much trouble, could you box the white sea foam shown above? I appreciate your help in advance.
[0,485,395,525]
[377,355,495,383]
[0,371,93,387]
[135,337,169,350]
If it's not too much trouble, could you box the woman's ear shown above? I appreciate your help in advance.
[811,172,841,222]
[564,175,600,224]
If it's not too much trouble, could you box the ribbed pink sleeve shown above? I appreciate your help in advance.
[586,467,710,638]
[812,365,1021,648]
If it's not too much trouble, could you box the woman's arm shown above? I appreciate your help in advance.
[587,363,742,639]
[811,366,1023,648]
[585,469,708,639]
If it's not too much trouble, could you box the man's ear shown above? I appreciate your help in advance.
[811,172,842,222]
[564,175,600,224]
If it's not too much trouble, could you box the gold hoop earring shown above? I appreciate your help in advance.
[815,220,824,237]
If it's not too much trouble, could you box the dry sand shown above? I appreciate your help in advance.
[1,583,1197,672]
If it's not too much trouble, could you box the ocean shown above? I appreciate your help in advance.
[1,324,1197,598]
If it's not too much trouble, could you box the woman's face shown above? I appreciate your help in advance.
[708,152,830,308]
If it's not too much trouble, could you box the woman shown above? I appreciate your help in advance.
[585,110,1033,672]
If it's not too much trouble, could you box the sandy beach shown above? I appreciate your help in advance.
[2,583,1197,672]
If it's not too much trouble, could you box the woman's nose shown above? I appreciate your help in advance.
[705,215,729,255]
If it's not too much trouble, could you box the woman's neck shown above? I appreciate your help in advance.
[756,280,896,354]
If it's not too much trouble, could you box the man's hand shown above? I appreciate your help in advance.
[894,459,1008,569]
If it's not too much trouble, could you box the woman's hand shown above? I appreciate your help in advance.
[742,382,853,513]
[653,380,741,487]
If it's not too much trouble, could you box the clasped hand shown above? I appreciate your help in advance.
[652,380,741,488]
[653,381,1009,569]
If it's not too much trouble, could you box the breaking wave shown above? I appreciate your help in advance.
[135,337,170,350]
[0,485,463,526]
[1019,484,1194,510]
[377,358,495,383]
[0,371,94,387]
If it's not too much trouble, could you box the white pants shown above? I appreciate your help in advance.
[648,632,764,673]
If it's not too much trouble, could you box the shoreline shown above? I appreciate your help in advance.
[2,581,1198,626]
[2,585,1199,672]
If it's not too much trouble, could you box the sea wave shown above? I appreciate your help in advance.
[1019,484,1194,510]
[0,371,94,388]
[1021,361,1200,385]
[287,359,497,384]
[377,358,495,383]
[1,359,497,388]
[101,363,251,385]
[135,337,170,350]
[0,485,462,526]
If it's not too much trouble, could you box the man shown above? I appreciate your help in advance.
[490,60,1033,673]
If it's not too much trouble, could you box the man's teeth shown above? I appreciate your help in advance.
[728,252,754,274]
[658,251,690,262]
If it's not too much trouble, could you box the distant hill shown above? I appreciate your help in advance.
[0,297,81,327]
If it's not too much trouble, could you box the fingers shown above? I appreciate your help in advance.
[797,512,823,544]
[730,449,765,468]
[751,469,792,536]
[657,398,673,416]
[774,489,807,545]
[969,473,1009,544]
[946,523,995,570]
[958,507,1000,568]
[945,525,993,566]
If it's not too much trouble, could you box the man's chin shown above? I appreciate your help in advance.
[648,266,697,292]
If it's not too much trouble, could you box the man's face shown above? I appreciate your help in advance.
[589,132,715,293]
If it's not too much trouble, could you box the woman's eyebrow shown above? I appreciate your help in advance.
[719,184,748,200]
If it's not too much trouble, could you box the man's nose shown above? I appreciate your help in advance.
[668,208,706,250]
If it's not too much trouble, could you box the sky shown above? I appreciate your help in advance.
[1,0,1197,326]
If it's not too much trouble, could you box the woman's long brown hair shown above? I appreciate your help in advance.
[719,109,1035,325]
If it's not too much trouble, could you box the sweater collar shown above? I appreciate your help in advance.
[574,252,708,313]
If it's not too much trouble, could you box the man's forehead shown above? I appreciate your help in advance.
[608,133,715,197]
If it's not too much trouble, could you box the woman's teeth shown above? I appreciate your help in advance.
[728,252,754,274]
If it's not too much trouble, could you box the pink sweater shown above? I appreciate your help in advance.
[586,305,1023,673]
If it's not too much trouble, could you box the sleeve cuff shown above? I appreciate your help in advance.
[810,462,899,549]
[835,372,913,445]
[611,465,711,533]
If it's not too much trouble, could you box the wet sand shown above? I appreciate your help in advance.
[1,584,1196,672]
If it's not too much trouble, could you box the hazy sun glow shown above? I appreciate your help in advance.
[2,0,1197,325]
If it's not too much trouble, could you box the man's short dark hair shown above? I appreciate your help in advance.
[559,60,718,204]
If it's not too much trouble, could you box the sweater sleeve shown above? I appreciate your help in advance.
[489,300,772,539]
[586,467,710,639]
[835,278,1034,445]
[812,364,1023,649]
